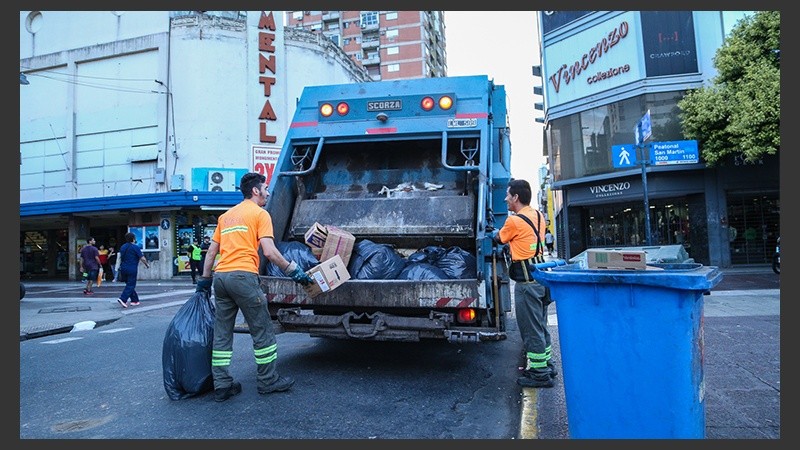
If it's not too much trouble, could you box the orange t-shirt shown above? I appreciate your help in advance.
[211,200,273,274]
[497,205,546,261]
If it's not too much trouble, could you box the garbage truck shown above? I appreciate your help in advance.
[257,75,514,343]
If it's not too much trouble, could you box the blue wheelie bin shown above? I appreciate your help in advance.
[534,263,722,439]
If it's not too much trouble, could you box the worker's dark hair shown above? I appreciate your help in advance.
[240,172,266,199]
[508,179,532,205]
[124,232,136,243]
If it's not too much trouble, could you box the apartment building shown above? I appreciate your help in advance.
[286,10,447,80]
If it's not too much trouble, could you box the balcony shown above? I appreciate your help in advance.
[322,12,340,21]
[362,56,381,65]
[362,38,380,49]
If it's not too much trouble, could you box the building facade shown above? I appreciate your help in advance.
[19,11,371,281]
[285,10,447,81]
[535,11,779,267]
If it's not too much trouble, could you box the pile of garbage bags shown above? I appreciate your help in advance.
[262,239,476,281]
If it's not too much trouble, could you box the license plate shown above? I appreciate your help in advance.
[367,100,402,112]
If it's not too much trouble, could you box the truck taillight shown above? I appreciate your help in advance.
[438,95,453,110]
[421,95,453,111]
[320,103,334,117]
[456,308,477,324]
[336,102,349,116]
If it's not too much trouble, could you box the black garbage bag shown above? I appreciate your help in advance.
[396,262,449,280]
[162,290,216,400]
[260,241,319,276]
[407,246,447,265]
[435,246,477,279]
[348,239,407,279]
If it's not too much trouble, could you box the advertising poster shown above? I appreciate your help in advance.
[252,144,281,187]
[641,11,698,77]
[128,227,144,250]
[144,225,160,251]
[176,226,194,273]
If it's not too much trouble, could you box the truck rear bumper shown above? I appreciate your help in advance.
[270,308,505,343]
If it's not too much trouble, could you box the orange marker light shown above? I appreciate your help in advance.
[320,103,334,117]
[438,95,453,110]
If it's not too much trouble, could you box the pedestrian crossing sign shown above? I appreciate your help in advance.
[612,144,637,168]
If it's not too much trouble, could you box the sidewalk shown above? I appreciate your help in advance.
[19,280,196,341]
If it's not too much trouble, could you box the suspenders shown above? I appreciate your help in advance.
[510,210,545,283]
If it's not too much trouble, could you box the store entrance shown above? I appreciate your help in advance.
[726,192,779,265]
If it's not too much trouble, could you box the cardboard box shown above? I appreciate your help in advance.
[304,254,351,298]
[320,225,355,267]
[586,249,647,270]
[303,222,356,266]
[304,222,328,258]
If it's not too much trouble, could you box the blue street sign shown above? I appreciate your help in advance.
[612,144,638,168]
[635,110,652,144]
[651,140,699,165]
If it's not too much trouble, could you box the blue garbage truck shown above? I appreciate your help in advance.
[259,75,514,343]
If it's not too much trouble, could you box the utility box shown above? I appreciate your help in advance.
[170,174,185,191]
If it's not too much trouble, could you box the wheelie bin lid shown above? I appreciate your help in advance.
[533,263,723,292]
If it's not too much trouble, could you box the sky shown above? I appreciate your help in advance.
[444,11,545,190]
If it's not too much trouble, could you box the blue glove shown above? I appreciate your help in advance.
[196,276,213,294]
[284,261,313,286]
[491,229,501,243]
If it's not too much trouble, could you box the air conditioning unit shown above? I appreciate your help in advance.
[207,170,236,192]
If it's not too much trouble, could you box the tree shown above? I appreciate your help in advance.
[678,11,780,167]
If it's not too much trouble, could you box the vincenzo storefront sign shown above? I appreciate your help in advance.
[589,181,631,199]
[568,178,643,204]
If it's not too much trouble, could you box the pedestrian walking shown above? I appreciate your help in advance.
[196,172,313,402]
[199,235,211,269]
[545,229,555,256]
[107,246,117,281]
[492,179,556,388]
[187,239,203,284]
[78,237,101,295]
[116,232,150,308]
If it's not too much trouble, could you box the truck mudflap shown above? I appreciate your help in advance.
[275,307,506,343]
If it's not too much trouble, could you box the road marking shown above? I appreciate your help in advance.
[40,337,83,344]
[519,388,540,439]
[98,327,134,333]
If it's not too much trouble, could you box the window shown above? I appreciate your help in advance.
[361,11,378,27]
[386,29,399,39]
[343,38,351,46]
[387,46,399,55]
[292,11,303,20]
[385,12,397,20]
[328,34,339,45]
[388,64,400,72]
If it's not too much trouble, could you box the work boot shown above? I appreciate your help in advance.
[517,370,554,388]
[214,381,242,402]
[258,375,295,394]
[547,361,558,379]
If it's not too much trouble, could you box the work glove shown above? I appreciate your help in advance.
[196,276,213,294]
[284,261,313,286]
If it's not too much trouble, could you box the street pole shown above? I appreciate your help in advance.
[637,123,652,246]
